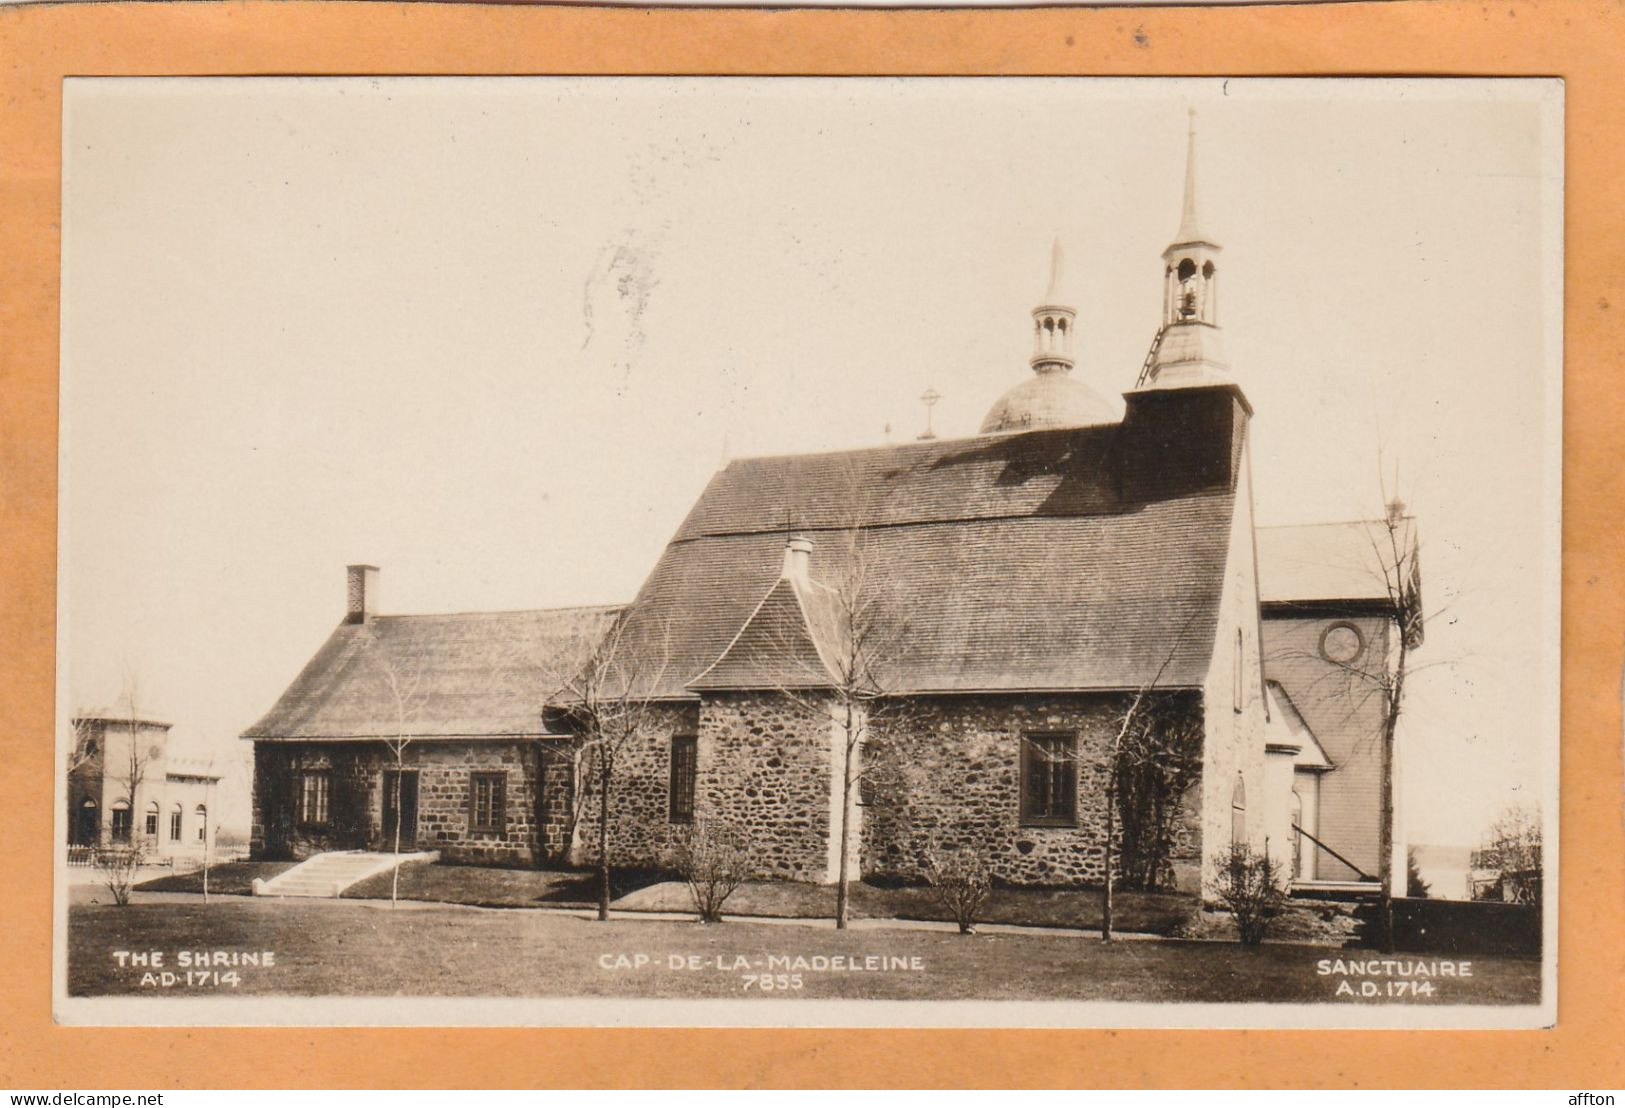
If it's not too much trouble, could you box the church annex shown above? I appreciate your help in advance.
[244,122,1422,897]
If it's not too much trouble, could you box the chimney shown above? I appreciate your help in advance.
[780,536,812,583]
[1385,497,1407,528]
[346,564,380,624]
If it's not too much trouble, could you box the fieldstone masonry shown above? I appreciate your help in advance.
[253,692,1205,888]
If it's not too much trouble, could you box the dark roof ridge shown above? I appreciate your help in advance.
[1256,516,1415,531]
[719,422,1126,468]
[670,491,1214,545]
[365,603,624,622]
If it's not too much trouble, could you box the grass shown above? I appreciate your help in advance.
[333,860,1198,933]
[135,861,297,897]
[341,863,611,907]
[617,879,1198,935]
[66,898,1542,1004]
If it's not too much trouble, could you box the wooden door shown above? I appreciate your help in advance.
[382,770,419,852]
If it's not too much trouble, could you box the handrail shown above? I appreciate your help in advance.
[1292,822,1375,882]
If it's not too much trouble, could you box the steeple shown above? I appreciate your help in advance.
[1173,108,1208,248]
[1143,110,1231,390]
[1032,235,1076,373]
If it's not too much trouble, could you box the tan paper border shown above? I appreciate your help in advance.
[2,0,1620,1088]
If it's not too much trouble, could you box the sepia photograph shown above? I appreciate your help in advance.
[53,75,1561,1028]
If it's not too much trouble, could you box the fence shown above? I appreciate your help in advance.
[1390,896,1541,957]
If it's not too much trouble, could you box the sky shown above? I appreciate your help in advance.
[59,77,1561,846]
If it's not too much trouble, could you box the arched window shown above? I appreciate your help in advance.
[170,804,183,841]
[144,801,160,837]
[195,804,208,843]
[74,799,99,846]
[1177,258,1197,282]
[110,799,132,843]
[1230,773,1247,847]
[1202,260,1215,279]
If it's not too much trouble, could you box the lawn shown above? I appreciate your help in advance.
[135,861,296,897]
[67,898,1542,1005]
[342,862,605,907]
[615,879,1198,935]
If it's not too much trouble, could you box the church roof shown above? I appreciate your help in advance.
[612,413,1244,700]
[242,605,621,740]
[688,576,846,691]
[1257,518,1419,606]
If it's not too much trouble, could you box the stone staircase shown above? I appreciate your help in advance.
[252,850,439,899]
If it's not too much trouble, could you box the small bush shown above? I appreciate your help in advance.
[670,823,748,923]
[923,847,992,934]
[1406,848,1431,899]
[94,847,143,907]
[1206,843,1288,945]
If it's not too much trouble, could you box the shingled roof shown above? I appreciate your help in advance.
[243,605,620,741]
[1256,518,1419,607]
[614,390,1250,699]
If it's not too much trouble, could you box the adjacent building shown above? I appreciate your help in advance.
[67,710,222,864]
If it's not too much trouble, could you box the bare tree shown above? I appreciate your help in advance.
[745,498,920,930]
[1102,692,1204,941]
[115,674,152,854]
[359,627,427,908]
[1098,620,1202,943]
[1266,467,1436,952]
[552,612,673,921]
[92,673,157,906]
[1480,802,1543,906]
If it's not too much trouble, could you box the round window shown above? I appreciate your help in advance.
[1320,622,1364,664]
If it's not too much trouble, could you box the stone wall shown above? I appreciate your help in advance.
[568,703,701,872]
[861,693,1204,889]
[250,739,548,866]
[698,692,835,882]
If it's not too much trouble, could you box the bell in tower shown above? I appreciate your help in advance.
[1144,109,1232,390]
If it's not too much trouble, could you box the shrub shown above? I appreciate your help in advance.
[670,822,748,923]
[1206,843,1288,945]
[923,847,992,934]
[1406,848,1431,899]
[93,847,143,907]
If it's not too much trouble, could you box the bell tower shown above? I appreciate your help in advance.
[1143,110,1232,390]
[1032,237,1077,374]
[1162,109,1222,328]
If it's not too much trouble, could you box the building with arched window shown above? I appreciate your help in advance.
[66,711,222,866]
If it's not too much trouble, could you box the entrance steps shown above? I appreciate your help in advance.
[252,850,438,899]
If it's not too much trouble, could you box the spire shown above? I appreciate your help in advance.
[1174,108,1209,246]
[1044,235,1064,302]
[1144,113,1230,391]
[1029,238,1076,373]
[978,240,1114,434]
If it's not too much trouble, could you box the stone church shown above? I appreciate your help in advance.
[244,124,1422,897]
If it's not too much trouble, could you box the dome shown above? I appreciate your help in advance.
[979,370,1116,435]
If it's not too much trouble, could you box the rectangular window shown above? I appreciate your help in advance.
[669,736,698,823]
[145,810,158,836]
[469,771,506,834]
[1020,733,1078,826]
[110,807,132,842]
[298,771,330,827]
[170,808,182,841]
